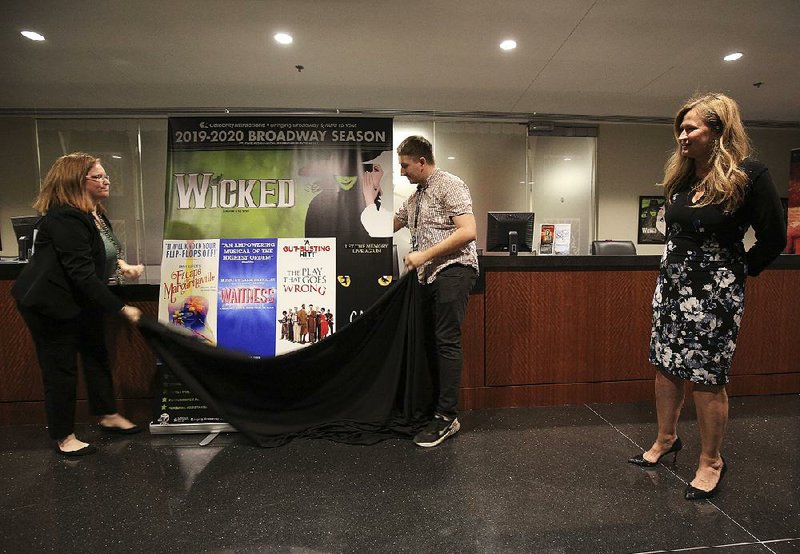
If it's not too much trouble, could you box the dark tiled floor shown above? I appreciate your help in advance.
[1,395,798,553]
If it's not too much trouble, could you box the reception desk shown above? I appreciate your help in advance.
[459,254,800,409]
[2,255,799,425]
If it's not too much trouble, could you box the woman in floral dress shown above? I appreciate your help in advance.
[628,93,786,499]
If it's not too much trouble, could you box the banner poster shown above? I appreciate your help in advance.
[155,239,229,428]
[153,361,233,430]
[276,237,336,355]
[159,239,220,343]
[218,238,278,357]
[153,116,394,433]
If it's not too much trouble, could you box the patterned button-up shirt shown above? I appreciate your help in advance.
[395,168,479,283]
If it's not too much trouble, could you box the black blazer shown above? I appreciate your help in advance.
[11,204,124,319]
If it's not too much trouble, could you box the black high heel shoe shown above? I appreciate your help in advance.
[628,436,683,467]
[685,457,727,500]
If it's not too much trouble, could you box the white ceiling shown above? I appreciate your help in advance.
[2,0,799,124]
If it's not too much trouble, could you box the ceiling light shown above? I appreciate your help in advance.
[112,155,122,159]
[274,33,293,45]
[499,39,516,51]
[723,52,743,61]
[21,30,45,41]
[447,156,455,160]
[563,157,572,161]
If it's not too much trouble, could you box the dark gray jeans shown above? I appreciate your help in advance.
[420,264,477,419]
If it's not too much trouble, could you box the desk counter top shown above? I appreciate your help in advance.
[477,253,800,271]
[3,255,798,285]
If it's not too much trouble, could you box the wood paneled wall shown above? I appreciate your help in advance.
[459,267,800,409]
[0,280,158,425]
[485,270,656,385]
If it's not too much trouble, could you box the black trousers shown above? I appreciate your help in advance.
[18,304,117,440]
[419,264,477,419]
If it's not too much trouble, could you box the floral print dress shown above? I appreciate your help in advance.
[649,160,787,386]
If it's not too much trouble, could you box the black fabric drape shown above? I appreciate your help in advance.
[138,273,434,447]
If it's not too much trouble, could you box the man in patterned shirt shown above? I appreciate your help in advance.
[394,135,479,447]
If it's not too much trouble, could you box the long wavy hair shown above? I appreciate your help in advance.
[33,152,101,214]
[662,93,751,212]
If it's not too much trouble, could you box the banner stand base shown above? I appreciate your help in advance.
[149,422,237,436]
[198,432,220,446]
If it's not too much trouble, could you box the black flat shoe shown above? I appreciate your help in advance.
[99,424,143,435]
[57,444,98,457]
[628,436,683,467]
[685,457,727,500]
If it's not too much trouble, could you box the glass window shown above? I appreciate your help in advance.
[392,119,528,255]
[528,134,597,254]
[34,118,167,282]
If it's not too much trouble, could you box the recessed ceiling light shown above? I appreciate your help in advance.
[447,156,455,160]
[21,30,45,41]
[499,39,517,51]
[274,32,293,45]
[563,157,572,161]
[723,52,743,61]
[112,155,122,159]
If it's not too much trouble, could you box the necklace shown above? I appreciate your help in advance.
[92,211,123,283]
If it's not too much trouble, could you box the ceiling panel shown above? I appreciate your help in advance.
[1,0,797,123]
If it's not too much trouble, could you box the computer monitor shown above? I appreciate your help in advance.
[486,212,534,255]
[11,215,40,261]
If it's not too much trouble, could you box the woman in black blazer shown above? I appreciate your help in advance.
[13,152,144,456]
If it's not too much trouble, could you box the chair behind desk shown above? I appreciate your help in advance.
[591,240,637,255]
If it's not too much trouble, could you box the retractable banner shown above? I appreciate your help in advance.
[152,116,394,434]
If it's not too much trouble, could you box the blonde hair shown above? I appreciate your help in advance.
[33,152,101,214]
[662,93,751,212]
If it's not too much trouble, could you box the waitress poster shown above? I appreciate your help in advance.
[217,238,278,357]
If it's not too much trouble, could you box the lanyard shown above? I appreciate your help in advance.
[411,184,426,252]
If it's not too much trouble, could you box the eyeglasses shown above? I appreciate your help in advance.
[86,174,110,182]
